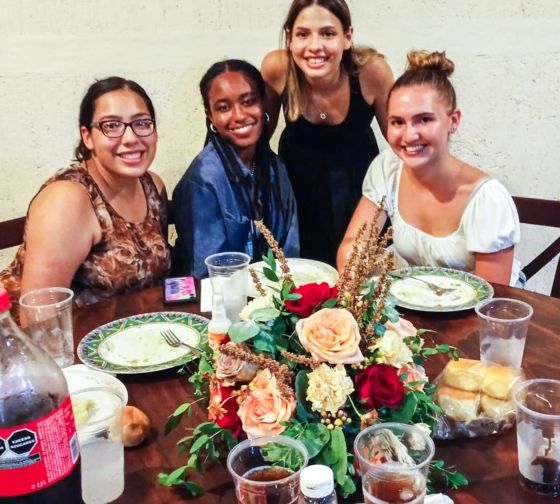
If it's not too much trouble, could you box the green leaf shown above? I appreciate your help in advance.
[249,307,280,322]
[157,465,187,486]
[285,292,302,301]
[300,423,330,458]
[329,427,348,484]
[390,391,419,424]
[172,402,191,417]
[294,370,311,421]
[261,442,306,471]
[263,248,276,270]
[183,481,204,496]
[263,266,279,282]
[321,297,338,309]
[229,320,260,343]
[252,331,277,355]
[190,434,209,453]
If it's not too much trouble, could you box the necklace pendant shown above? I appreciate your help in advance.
[319,112,327,120]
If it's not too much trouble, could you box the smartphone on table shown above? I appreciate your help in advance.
[163,276,197,304]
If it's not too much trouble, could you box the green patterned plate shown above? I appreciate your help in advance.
[78,311,209,374]
[390,267,494,312]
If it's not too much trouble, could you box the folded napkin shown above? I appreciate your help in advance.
[426,494,454,504]
[200,278,213,313]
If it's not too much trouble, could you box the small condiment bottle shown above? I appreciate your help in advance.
[300,464,338,504]
[207,293,231,347]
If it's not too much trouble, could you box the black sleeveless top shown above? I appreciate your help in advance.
[279,74,379,266]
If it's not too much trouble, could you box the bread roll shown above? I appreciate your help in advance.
[480,394,514,419]
[481,365,521,400]
[122,405,150,447]
[437,385,480,422]
[444,359,486,392]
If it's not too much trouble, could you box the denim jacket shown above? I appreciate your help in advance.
[172,142,299,278]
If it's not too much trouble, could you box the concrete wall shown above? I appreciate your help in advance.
[1,0,559,294]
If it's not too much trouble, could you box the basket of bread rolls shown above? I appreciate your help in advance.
[433,358,524,439]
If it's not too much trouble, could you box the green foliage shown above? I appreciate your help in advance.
[229,320,261,343]
[429,459,469,491]
[261,442,306,471]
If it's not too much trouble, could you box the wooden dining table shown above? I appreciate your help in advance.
[72,283,560,504]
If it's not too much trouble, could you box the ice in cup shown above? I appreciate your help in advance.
[20,287,75,368]
[475,297,533,368]
[514,379,560,497]
[205,252,250,323]
[354,423,435,504]
[71,387,125,504]
[227,435,308,504]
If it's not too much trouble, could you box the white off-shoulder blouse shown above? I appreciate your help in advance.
[363,149,521,285]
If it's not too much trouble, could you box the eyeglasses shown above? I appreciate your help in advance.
[90,119,156,138]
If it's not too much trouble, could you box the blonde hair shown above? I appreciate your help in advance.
[282,0,382,121]
[390,50,457,110]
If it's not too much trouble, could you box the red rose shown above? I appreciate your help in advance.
[355,364,405,410]
[284,282,339,319]
[208,383,242,437]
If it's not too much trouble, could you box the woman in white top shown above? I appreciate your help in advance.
[337,50,520,285]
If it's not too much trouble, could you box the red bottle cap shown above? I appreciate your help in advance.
[0,288,12,311]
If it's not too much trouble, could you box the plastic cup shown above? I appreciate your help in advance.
[20,287,75,368]
[514,379,560,497]
[475,297,533,368]
[71,386,125,504]
[204,252,250,322]
[227,435,308,504]
[354,423,435,504]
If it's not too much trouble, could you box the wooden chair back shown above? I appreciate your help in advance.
[0,216,25,250]
[513,196,560,298]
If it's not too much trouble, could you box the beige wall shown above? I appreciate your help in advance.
[1,0,559,294]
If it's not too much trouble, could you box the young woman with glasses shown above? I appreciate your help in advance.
[0,76,170,315]
[261,0,393,267]
[172,59,299,278]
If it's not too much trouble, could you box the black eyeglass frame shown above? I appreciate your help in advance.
[90,119,156,138]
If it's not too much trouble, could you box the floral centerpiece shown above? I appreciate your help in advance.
[159,215,467,497]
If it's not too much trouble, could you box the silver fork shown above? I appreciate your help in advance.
[391,273,456,296]
[161,329,200,355]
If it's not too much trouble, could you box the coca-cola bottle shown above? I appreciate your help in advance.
[0,288,83,503]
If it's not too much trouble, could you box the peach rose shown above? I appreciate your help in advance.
[215,343,258,386]
[398,363,427,391]
[385,318,417,338]
[237,369,295,439]
[296,308,364,364]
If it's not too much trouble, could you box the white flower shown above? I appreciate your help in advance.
[239,295,274,321]
[306,364,354,413]
[373,330,414,367]
[407,423,432,451]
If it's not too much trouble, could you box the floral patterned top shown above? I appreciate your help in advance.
[0,163,170,314]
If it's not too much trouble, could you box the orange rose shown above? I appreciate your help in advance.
[296,308,364,364]
[385,318,417,338]
[237,369,295,439]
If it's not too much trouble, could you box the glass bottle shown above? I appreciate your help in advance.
[0,288,83,503]
[207,293,231,348]
[300,464,338,503]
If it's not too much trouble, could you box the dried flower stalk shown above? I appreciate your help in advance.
[281,350,320,369]
[254,219,292,283]
[249,268,267,297]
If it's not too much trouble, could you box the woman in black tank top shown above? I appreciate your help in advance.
[261,0,393,266]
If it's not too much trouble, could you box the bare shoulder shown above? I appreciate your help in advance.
[148,171,166,194]
[358,54,394,105]
[261,49,289,95]
[30,180,92,217]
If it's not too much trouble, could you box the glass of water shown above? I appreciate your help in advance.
[205,252,250,322]
[71,386,125,504]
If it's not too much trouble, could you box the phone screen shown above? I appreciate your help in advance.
[164,276,197,303]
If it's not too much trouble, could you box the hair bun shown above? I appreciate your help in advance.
[406,50,455,77]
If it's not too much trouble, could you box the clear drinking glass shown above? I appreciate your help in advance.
[71,386,125,504]
[204,252,250,322]
[354,423,435,504]
[19,287,75,368]
[475,297,533,368]
[227,435,309,504]
[514,378,560,497]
